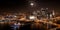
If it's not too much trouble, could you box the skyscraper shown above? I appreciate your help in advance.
[41,8,48,18]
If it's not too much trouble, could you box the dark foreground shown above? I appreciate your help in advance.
[0,22,60,30]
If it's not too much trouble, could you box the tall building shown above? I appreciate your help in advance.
[32,8,54,20]
[52,10,55,18]
[41,8,48,18]
[32,10,42,19]
[33,11,37,16]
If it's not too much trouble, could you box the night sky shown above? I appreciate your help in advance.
[0,0,60,14]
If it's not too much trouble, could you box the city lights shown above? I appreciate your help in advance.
[14,16,17,17]
[29,16,36,20]
[0,0,60,30]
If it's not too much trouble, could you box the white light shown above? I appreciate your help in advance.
[14,16,17,17]
[52,10,55,15]
[18,22,21,25]
[14,23,17,25]
[30,2,34,6]
[50,14,52,18]
[29,16,36,20]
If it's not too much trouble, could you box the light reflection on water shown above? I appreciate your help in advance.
[0,22,58,30]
